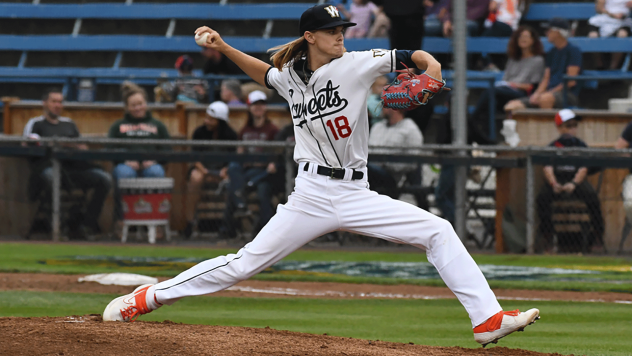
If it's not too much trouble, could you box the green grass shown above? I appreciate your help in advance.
[1,290,630,356]
[1,242,631,293]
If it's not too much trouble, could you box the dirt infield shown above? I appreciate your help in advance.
[4,272,623,356]
[0,315,567,356]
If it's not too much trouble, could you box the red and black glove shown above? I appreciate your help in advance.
[381,66,450,110]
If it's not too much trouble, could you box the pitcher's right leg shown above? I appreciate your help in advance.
[153,200,336,305]
[104,175,338,321]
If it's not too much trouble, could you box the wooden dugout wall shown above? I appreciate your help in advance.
[0,98,292,236]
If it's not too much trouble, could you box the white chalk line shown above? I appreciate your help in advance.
[226,286,632,304]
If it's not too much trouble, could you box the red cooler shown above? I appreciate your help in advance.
[118,178,174,243]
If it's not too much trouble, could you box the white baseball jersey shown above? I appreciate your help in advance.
[265,49,396,169]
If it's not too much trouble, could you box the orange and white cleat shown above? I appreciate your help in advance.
[103,284,158,322]
[473,308,540,347]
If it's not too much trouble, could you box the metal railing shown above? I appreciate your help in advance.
[2,136,631,253]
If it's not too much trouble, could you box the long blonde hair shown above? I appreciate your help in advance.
[268,36,308,71]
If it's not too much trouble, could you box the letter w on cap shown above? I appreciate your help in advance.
[324,5,340,18]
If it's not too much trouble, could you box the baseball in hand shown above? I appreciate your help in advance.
[195,32,209,46]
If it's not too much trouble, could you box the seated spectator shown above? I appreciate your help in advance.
[505,18,582,111]
[155,55,208,104]
[469,26,545,144]
[442,0,490,37]
[367,75,388,127]
[480,0,527,37]
[222,91,279,238]
[109,81,171,222]
[367,107,428,210]
[184,101,238,239]
[220,79,245,106]
[536,109,604,251]
[338,0,389,38]
[23,88,112,238]
[588,0,632,69]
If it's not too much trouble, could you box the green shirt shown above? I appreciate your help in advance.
[108,112,170,152]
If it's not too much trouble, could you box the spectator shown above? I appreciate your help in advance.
[109,81,171,221]
[469,26,545,144]
[222,91,279,238]
[372,0,427,50]
[424,0,450,37]
[588,0,632,69]
[536,109,604,251]
[155,55,208,104]
[367,75,388,126]
[183,101,238,239]
[367,107,428,210]
[505,18,582,111]
[338,0,389,38]
[480,0,528,37]
[220,79,245,106]
[201,47,243,75]
[442,0,490,37]
[23,88,112,238]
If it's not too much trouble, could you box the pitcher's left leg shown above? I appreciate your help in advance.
[336,187,500,327]
[336,187,539,345]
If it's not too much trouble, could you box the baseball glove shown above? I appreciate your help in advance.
[381,64,450,110]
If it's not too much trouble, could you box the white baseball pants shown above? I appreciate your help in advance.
[154,162,502,327]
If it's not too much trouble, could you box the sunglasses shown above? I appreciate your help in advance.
[562,122,578,128]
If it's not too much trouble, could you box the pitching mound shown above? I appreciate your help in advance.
[0,315,568,356]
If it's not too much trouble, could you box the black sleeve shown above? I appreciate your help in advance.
[622,122,632,144]
[395,50,417,70]
[264,66,274,90]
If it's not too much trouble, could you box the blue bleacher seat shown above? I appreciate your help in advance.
[1,1,632,104]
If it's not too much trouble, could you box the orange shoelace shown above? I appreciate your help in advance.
[119,288,151,322]
[473,309,520,333]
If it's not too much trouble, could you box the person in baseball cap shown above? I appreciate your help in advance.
[554,108,581,127]
[247,90,267,105]
[543,17,571,39]
[537,107,604,251]
[206,101,229,122]
[184,100,238,238]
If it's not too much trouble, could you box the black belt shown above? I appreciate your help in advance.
[303,163,364,180]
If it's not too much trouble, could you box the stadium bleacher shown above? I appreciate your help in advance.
[0,1,631,104]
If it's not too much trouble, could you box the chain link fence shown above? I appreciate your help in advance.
[1,136,632,254]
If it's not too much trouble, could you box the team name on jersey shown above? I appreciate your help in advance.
[291,80,348,122]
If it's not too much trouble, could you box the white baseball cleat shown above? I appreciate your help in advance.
[473,308,540,347]
[103,284,156,322]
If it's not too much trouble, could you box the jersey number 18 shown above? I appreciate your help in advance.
[326,116,352,140]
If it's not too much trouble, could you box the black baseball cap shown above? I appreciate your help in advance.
[299,4,356,36]
[543,17,570,30]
